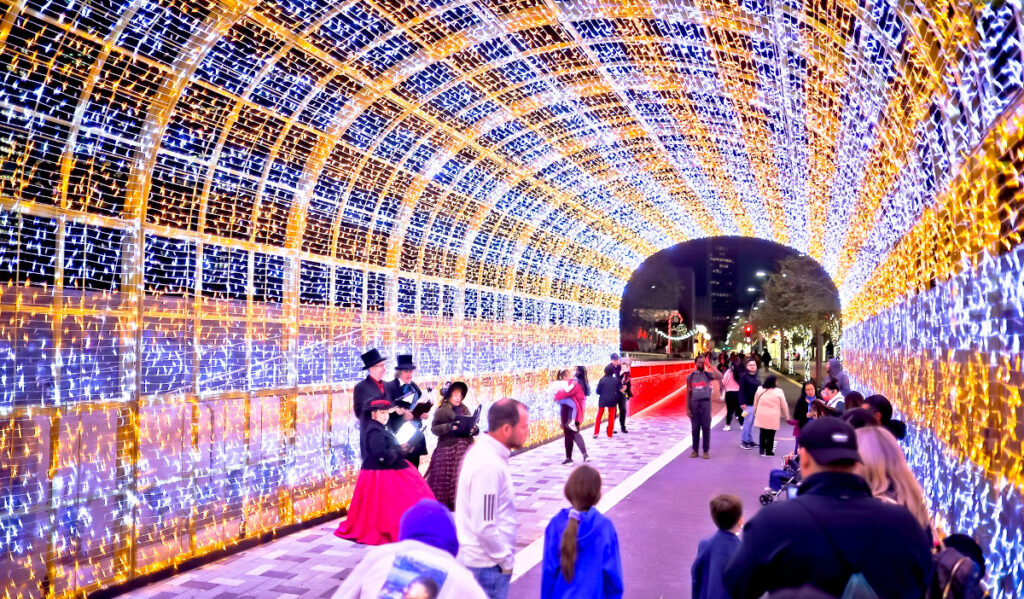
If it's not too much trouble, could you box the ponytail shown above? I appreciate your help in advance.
[560,514,580,581]
[558,465,602,583]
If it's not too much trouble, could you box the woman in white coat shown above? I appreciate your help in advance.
[752,375,789,457]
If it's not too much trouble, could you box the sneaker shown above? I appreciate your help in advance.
[723,425,732,431]
[690,451,699,458]
[562,458,573,465]
[621,428,628,433]
[761,453,771,458]
[741,443,754,450]
[703,453,710,459]
[583,454,591,462]
[592,434,599,439]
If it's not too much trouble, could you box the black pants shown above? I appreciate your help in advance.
[759,428,777,455]
[560,404,587,459]
[616,396,628,430]
[691,399,711,453]
[724,391,742,425]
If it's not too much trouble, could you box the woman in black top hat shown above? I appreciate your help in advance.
[424,381,477,510]
[334,397,435,545]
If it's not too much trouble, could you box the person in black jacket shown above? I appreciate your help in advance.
[723,418,933,599]
[594,364,621,439]
[386,354,429,468]
[334,397,436,545]
[737,358,761,449]
[353,348,388,421]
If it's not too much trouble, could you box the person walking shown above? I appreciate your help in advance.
[687,355,723,459]
[552,370,588,465]
[456,399,531,599]
[738,358,761,450]
[353,349,388,421]
[723,418,933,599]
[760,348,772,373]
[386,354,429,468]
[594,365,621,439]
[330,499,487,599]
[425,381,478,511]
[541,465,623,599]
[691,494,742,599]
[751,375,789,457]
[616,357,631,433]
[334,397,435,545]
[720,363,742,431]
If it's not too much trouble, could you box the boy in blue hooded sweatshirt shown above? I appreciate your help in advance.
[691,494,742,599]
[541,465,623,599]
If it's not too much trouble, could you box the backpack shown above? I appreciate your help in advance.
[929,546,986,599]
[688,371,713,401]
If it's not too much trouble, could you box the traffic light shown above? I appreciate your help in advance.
[744,323,753,337]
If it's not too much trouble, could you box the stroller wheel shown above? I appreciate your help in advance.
[759,493,773,505]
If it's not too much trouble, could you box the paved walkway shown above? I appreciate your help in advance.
[118,371,800,599]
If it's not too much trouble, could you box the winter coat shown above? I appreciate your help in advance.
[430,401,475,449]
[825,359,852,395]
[359,419,409,470]
[738,371,761,406]
[691,530,740,599]
[752,387,790,430]
[553,381,586,421]
[541,508,623,599]
[596,375,622,408]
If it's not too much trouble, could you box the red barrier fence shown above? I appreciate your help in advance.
[627,360,695,415]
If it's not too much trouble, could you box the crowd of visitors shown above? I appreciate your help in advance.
[328,347,986,599]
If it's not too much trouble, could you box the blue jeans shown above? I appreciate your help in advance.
[741,406,755,444]
[469,565,511,599]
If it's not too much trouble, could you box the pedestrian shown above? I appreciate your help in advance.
[691,494,742,599]
[334,397,435,545]
[616,357,631,433]
[843,391,865,410]
[752,375,789,457]
[855,426,933,535]
[824,358,852,395]
[353,349,388,421]
[687,354,723,459]
[716,352,729,374]
[723,418,933,599]
[594,365,620,439]
[864,394,908,441]
[386,354,430,468]
[608,353,622,377]
[330,499,487,599]
[541,465,623,599]
[814,380,846,416]
[760,348,771,372]
[551,370,588,465]
[425,381,478,511]
[456,398,531,599]
[720,362,742,431]
[550,370,585,431]
[791,380,818,451]
[738,358,761,450]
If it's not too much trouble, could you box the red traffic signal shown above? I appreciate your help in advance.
[744,324,753,336]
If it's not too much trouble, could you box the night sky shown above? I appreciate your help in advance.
[620,237,801,345]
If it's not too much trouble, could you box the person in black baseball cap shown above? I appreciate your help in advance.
[725,417,933,599]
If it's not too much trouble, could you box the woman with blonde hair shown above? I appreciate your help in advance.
[541,465,623,598]
[855,426,933,534]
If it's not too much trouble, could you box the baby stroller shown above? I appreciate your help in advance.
[760,453,800,505]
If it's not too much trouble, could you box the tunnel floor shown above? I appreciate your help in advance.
[118,374,800,599]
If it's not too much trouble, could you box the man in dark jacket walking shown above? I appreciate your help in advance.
[723,418,933,599]
[687,355,723,459]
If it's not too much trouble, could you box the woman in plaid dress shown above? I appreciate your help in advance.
[425,381,478,510]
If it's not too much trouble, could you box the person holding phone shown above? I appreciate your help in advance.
[335,397,435,545]
[687,354,723,459]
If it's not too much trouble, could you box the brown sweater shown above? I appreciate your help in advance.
[430,402,474,449]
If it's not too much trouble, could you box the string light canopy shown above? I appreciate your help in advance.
[1,0,1024,596]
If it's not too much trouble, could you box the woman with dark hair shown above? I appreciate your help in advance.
[721,361,743,431]
[752,375,789,457]
[541,465,623,598]
[425,382,478,510]
[551,369,588,465]
[335,398,435,544]
[864,394,908,441]
[791,380,818,450]
[573,365,590,398]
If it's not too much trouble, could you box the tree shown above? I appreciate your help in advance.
[751,255,840,381]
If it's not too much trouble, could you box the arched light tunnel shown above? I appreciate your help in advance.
[0,0,1022,595]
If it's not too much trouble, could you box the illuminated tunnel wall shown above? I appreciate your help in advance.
[0,0,1022,595]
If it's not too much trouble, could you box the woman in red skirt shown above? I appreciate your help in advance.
[334,397,435,545]
[424,381,478,510]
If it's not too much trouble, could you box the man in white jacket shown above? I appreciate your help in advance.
[455,398,531,599]
[331,499,487,599]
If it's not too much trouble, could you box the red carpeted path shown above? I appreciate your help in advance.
[632,385,689,419]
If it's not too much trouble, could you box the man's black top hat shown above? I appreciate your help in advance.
[395,354,416,370]
[360,348,386,370]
